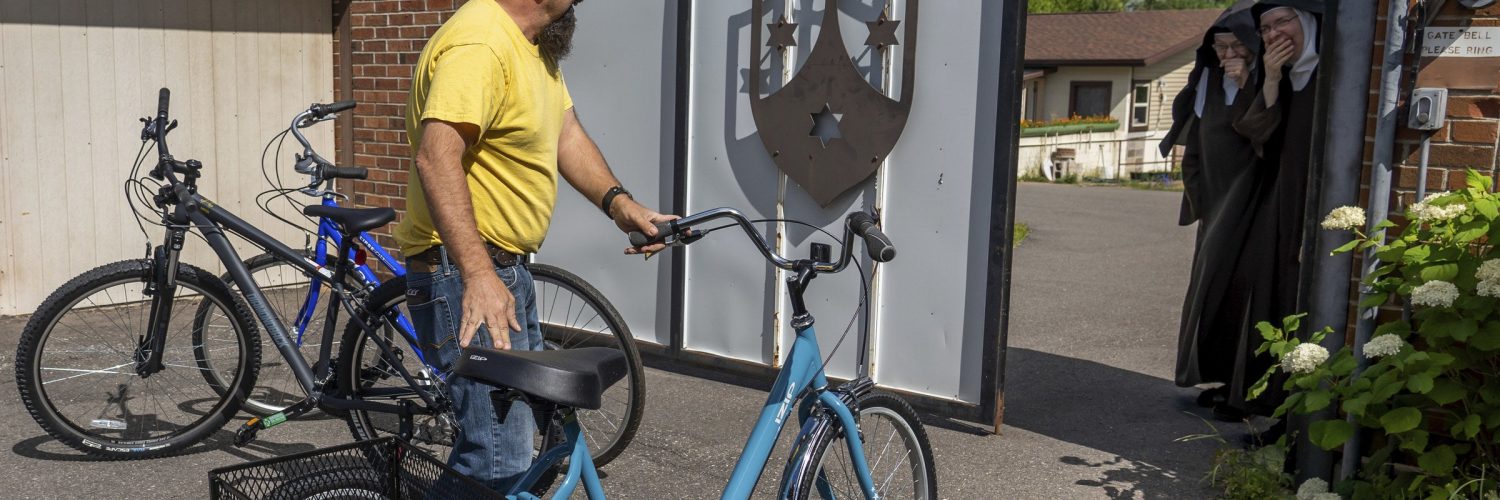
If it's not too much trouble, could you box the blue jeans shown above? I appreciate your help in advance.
[406,255,541,492]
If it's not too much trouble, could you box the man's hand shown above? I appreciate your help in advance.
[610,196,678,255]
[459,272,520,349]
[1221,57,1249,88]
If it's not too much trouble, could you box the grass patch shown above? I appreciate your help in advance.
[1013,222,1029,248]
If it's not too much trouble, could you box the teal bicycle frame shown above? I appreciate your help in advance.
[501,208,889,500]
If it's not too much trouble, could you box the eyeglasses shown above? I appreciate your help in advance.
[1258,14,1297,36]
[1211,41,1244,52]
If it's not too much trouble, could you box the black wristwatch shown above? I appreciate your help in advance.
[600,185,632,220]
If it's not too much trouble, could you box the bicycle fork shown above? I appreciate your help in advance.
[136,226,188,378]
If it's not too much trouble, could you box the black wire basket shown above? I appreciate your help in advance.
[209,437,502,500]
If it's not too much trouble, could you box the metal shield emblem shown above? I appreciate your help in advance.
[749,0,918,207]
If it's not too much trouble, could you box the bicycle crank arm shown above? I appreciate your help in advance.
[233,397,319,447]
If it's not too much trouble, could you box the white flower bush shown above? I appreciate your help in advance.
[1295,478,1341,500]
[1410,192,1467,223]
[1362,333,1404,359]
[1478,259,1500,283]
[1480,279,1500,299]
[1320,206,1366,231]
[1282,343,1330,375]
[1410,280,1460,308]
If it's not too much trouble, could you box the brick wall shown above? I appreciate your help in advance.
[1377,0,1500,206]
[333,0,466,250]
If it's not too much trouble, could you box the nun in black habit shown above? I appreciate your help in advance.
[1165,6,1268,413]
[1166,0,1322,420]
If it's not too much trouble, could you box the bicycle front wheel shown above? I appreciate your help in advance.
[15,259,259,459]
[528,263,644,468]
[789,392,938,500]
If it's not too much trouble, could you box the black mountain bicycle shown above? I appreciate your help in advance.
[13,89,453,459]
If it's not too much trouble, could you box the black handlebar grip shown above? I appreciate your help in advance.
[323,165,369,180]
[848,212,897,263]
[628,221,674,247]
[326,100,357,114]
[157,88,171,120]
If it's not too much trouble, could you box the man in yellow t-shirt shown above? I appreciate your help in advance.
[395,0,670,490]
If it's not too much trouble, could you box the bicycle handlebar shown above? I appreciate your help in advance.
[628,208,896,272]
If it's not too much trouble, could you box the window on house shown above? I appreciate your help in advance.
[1069,82,1111,118]
[1131,81,1150,130]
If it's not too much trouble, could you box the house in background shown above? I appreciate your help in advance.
[1020,9,1220,179]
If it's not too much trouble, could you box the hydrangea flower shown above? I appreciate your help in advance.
[1410,280,1460,308]
[1362,333,1404,359]
[1320,206,1365,231]
[1409,192,1467,223]
[1479,279,1500,299]
[1282,343,1330,375]
[1479,259,1500,283]
[1295,478,1342,500]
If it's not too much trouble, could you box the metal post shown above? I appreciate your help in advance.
[1336,0,1413,482]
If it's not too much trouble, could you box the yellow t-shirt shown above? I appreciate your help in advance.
[395,0,573,257]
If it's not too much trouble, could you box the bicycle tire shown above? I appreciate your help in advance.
[338,278,561,497]
[197,251,364,417]
[338,278,456,457]
[527,262,645,469]
[785,392,938,500]
[15,259,260,459]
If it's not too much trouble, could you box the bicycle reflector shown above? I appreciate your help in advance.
[353,247,368,267]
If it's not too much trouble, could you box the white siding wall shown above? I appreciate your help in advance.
[1138,48,1196,131]
[1,0,333,315]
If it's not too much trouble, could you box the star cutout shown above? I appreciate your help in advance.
[865,10,900,50]
[767,16,797,49]
[809,104,843,148]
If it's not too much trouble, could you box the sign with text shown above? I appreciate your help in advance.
[1422,27,1500,58]
[1417,24,1500,91]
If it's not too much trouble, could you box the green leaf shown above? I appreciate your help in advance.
[1419,445,1457,477]
[1486,409,1500,430]
[1421,263,1460,282]
[1427,378,1466,405]
[1456,221,1489,243]
[1375,320,1413,337]
[1400,429,1430,453]
[1375,219,1397,230]
[1256,321,1280,342]
[1333,239,1361,254]
[1343,394,1372,416]
[1454,414,1482,439]
[1282,313,1305,334]
[1304,390,1333,412]
[1453,319,1479,341]
[1381,407,1424,434]
[1476,197,1500,220]
[1359,292,1391,309]
[1407,372,1436,394]
[1403,245,1432,264]
[1472,322,1500,351]
[1372,371,1404,402]
[1468,168,1494,191]
[1310,419,1355,450]
[1330,351,1357,376]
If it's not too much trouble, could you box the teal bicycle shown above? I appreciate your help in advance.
[453,208,938,499]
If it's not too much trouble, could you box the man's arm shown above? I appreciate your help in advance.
[414,119,519,348]
[556,108,674,253]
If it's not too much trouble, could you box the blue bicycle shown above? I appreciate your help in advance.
[453,208,938,499]
[192,102,644,466]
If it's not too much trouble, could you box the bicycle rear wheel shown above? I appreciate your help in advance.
[196,251,363,417]
[340,278,457,460]
[528,263,644,468]
[15,259,259,459]
[786,392,937,500]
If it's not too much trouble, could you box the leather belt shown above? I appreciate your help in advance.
[406,243,523,273]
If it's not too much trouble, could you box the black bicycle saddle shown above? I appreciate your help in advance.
[454,346,628,410]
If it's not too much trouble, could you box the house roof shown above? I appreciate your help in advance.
[1025,9,1222,67]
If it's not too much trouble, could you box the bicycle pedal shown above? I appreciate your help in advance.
[233,419,262,447]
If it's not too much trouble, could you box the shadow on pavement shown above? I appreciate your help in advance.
[1002,347,1254,496]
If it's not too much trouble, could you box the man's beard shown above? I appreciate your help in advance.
[538,6,577,67]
